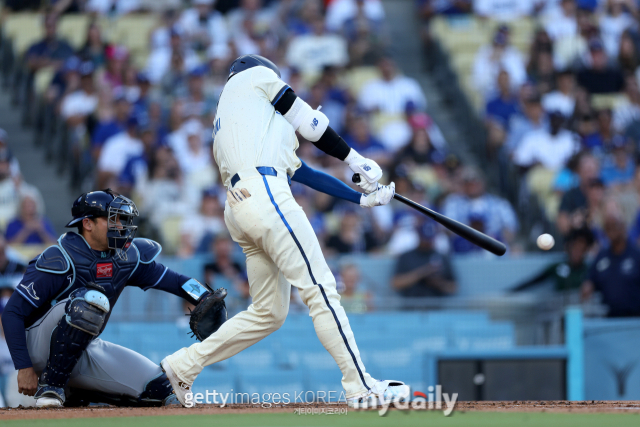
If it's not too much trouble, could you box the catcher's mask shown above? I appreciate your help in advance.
[106,195,139,260]
[66,189,139,260]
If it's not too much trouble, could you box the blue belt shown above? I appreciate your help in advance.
[230,167,291,188]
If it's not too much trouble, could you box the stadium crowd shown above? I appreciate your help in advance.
[418,0,640,315]
[0,0,517,299]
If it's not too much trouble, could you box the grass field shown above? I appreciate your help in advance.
[4,411,640,427]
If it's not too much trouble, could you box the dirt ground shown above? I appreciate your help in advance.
[2,401,640,420]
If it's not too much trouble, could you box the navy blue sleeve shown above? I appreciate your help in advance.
[2,291,38,369]
[292,160,362,205]
[128,261,198,304]
[15,261,70,309]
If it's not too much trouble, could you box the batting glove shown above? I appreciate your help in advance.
[345,149,383,193]
[360,182,395,208]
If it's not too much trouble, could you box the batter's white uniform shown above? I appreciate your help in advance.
[164,67,376,397]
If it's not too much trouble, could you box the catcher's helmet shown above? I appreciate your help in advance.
[66,189,139,259]
[227,54,280,81]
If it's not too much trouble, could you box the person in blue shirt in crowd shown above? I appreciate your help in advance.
[5,195,56,245]
[582,208,640,317]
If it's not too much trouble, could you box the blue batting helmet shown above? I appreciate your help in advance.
[228,54,281,81]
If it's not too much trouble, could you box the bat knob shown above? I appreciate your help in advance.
[352,173,361,184]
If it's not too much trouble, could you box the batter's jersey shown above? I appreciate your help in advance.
[212,66,301,188]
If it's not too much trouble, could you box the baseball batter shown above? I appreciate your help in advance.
[162,55,408,406]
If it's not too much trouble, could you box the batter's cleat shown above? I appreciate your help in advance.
[161,358,193,407]
[34,385,65,408]
[347,380,410,408]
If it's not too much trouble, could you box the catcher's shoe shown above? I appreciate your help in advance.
[161,358,193,407]
[347,380,410,408]
[162,394,181,406]
[35,385,65,408]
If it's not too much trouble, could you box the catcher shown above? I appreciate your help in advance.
[0,189,227,407]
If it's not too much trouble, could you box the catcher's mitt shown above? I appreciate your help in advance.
[189,287,228,341]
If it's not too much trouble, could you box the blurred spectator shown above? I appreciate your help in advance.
[326,210,379,254]
[613,75,640,133]
[118,126,158,196]
[0,235,26,288]
[5,195,56,245]
[84,0,141,15]
[97,116,144,188]
[178,189,225,257]
[513,111,579,171]
[77,22,108,68]
[600,136,635,188]
[101,45,130,90]
[180,66,218,117]
[24,13,74,75]
[473,26,526,101]
[528,50,556,95]
[485,70,520,133]
[342,0,388,65]
[0,155,20,231]
[139,147,194,229]
[204,233,244,279]
[553,7,593,70]
[418,0,472,20]
[91,91,130,153]
[325,0,385,33]
[0,131,20,180]
[286,15,349,74]
[576,38,625,94]
[473,0,533,20]
[176,0,229,54]
[160,50,191,98]
[557,154,601,234]
[504,92,547,155]
[146,29,200,85]
[337,264,371,313]
[582,207,640,317]
[512,227,594,292]
[542,70,577,117]
[60,61,98,129]
[392,222,456,297]
[342,114,390,167]
[358,56,427,115]
[600,0,637,59]
[394,118,446,168]
[617,29,639,75]
[442,167,518,247]
[544,0,578,41]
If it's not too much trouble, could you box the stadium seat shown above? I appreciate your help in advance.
[3,13,42,56]
[343,66,381,99]
[57,15,90,49]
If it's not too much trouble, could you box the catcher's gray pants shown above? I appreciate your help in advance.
[26,301,162,399]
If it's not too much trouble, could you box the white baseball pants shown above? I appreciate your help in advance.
[165,167,375,398]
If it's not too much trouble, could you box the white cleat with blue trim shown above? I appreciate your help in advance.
[347,380,410,408]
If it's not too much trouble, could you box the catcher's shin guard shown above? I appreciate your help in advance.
[40,288,109,389]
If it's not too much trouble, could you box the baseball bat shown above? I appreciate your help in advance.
[352,174,507,256]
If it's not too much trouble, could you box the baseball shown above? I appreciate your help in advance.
[537,233,555,250]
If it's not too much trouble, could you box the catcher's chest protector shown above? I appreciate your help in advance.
[39,233,140,332]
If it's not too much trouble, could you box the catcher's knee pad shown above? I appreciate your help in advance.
[139,372,174,405]
[65,287,109,336]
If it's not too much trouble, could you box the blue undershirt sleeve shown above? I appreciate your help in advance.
[291,160,362,205]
